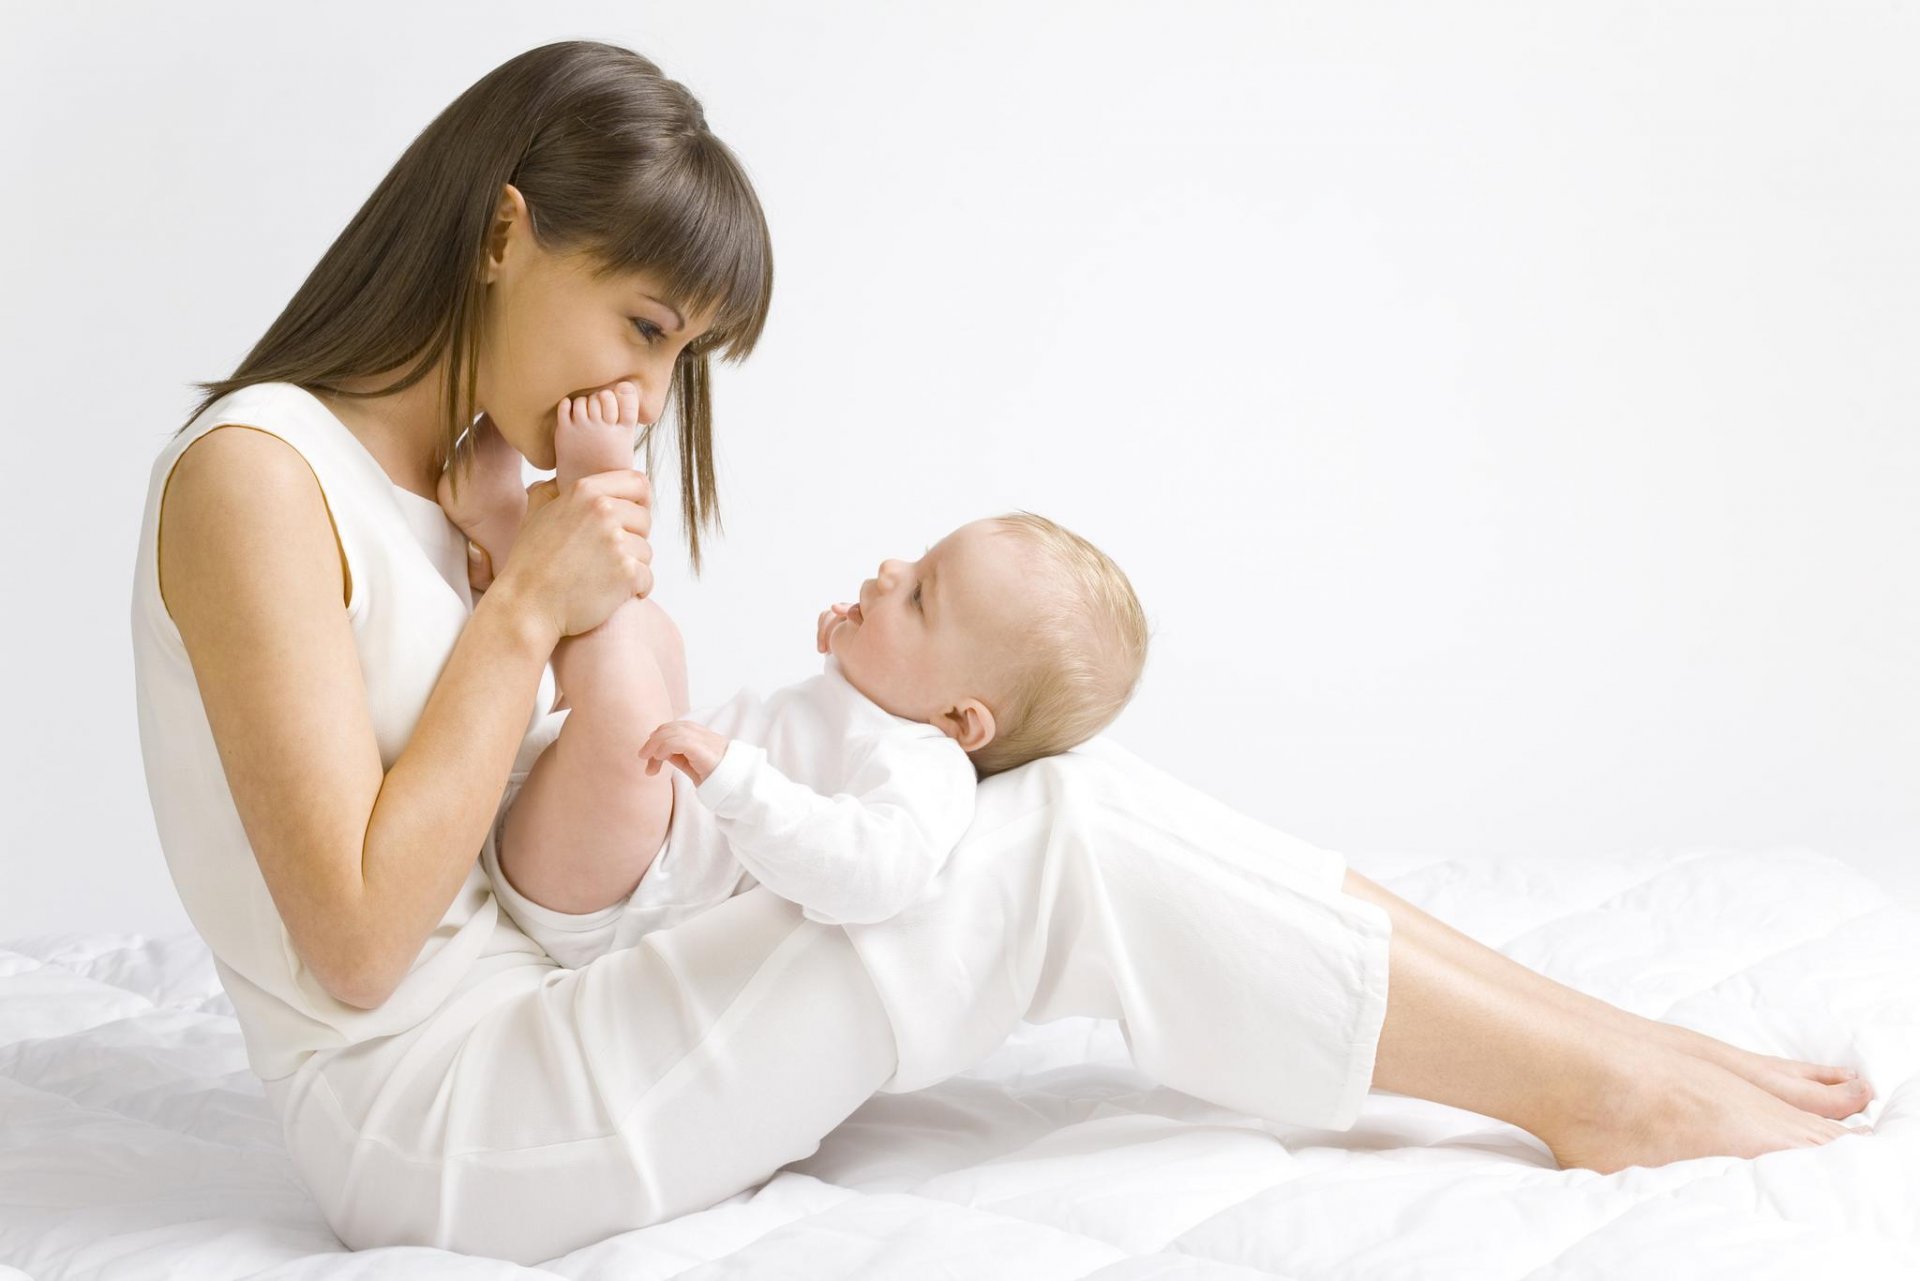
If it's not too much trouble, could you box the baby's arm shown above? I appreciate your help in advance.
[640,722,978,926]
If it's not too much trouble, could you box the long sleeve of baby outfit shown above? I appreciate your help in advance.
[692,729,977,927]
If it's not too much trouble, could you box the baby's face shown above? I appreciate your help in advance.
[825,518,1030,746]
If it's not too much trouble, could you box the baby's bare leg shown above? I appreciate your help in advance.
[499,602,677,913]
[496,385,676,915]
[436,414,528,582]
[634,597,690,719]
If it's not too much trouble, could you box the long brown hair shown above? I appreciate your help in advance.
[175,40,773,575]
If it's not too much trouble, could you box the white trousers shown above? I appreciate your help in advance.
[263,735,1393,1264]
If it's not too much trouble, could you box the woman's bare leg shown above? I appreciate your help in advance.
[1351,867,1873,1172]
[1341,869,1876,1120]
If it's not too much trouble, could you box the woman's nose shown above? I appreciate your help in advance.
[633,382,667,427]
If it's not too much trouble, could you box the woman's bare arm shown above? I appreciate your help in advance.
[160,425,559,1008]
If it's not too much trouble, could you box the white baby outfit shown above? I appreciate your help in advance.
[483,653,979,969]
[130,380,1394,1265]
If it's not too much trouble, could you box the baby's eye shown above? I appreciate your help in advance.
[912,583,923,609]
[631,318,665,344]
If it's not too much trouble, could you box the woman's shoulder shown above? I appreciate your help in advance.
[144,382,362,623]
[150,379,401,535]
[161,381,340,466]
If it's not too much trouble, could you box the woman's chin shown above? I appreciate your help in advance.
[485,414,550,471]
[522,434,557,472]
[512,409,556,471]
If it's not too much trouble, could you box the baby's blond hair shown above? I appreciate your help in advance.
[967,512,1151,780]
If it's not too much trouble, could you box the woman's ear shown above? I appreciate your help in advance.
[485,183,529,281]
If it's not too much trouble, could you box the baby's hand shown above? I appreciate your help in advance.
[638,720,730,786]
[816,602,855,653]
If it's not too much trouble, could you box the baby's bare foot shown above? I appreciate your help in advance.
[1543,1046,1872,1175]
[437,413,528,572]
[555,383,641,492]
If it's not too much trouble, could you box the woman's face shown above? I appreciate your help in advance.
[475,184,716,470]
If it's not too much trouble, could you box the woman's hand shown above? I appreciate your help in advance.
[489,465,656,644]
[638,720,730,786]
[816,602,855,653]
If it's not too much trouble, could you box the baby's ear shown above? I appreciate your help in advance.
[946,699,997,753]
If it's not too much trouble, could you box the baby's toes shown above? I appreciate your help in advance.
[592,388,619,427]
[613,380,642,425]
[556,390,637,487]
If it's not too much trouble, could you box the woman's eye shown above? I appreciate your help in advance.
[631,318,665,343]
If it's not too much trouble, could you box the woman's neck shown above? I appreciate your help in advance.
[311,361,459,501]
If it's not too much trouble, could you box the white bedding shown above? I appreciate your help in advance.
[4,846,1916,1279]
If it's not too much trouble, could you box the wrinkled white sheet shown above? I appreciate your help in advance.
[3,846,1916,1279]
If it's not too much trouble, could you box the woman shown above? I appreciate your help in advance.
[131,40,1873,1264]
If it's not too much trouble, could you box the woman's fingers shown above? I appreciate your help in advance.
[568,474,652,539]
[570,466,652,508]
[524,477,561,518]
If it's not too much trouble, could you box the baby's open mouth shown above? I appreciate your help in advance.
[848,603,863,622]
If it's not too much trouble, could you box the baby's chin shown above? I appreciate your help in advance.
[829,645,906,713]
[830,647,880,702]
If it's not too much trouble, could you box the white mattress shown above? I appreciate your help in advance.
[4,846,1916,1279]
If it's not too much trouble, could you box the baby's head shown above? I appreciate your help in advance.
[825,512,1150,779]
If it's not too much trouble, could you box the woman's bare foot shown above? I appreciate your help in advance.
[555,383,641,490]
[437,412,529,584]
[1336,867,1877,1126]
[1635,1018,1874,1122]
[1543,1043,1874,1174]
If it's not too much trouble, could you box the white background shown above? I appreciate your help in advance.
[2,1,1915,939]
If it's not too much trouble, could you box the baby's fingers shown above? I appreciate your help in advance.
[638,739,668,775]
[638,723,684,761]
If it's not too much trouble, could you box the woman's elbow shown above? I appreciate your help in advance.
[329,973,395,1011]
[306,944,402,1010]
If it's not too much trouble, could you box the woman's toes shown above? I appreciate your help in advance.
[1770,1056,1858,1086]
[1763,1071,1872,1120]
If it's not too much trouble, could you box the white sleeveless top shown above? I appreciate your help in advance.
[129,381,561,1082]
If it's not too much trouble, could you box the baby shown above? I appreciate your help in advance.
[438,384,1150,965]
